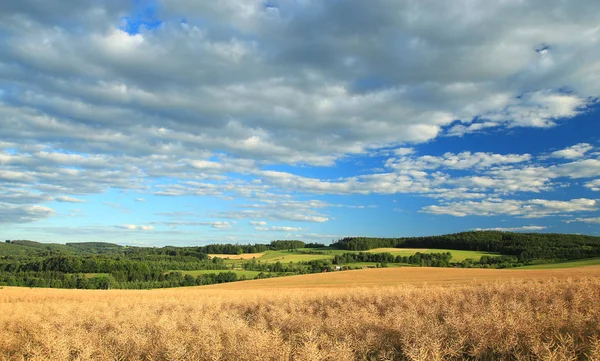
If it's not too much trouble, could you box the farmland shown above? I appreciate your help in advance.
[1,266,600,360]
[215,247,496,266]
[3,232,600,290]
[204,264,600,289]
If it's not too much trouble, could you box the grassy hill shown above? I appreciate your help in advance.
[3,231,600,290]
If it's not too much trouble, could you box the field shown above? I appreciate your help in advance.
[1,266,600,360]
[221,247,496,265]
[203,265,600,289]
[366,248,497,262]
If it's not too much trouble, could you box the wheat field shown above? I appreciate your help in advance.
[1,268,600,360]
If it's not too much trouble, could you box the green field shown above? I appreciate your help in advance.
[171,270,267,278]
[254,250,334,263]
[238,248,499,264]
[366,248,499,262]
[515,258,600,269]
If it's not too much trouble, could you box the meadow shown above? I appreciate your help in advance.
[215,247,495,265]
[1,266,600,360]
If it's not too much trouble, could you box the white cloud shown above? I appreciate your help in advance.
[1,0,600,232]
[387,152,532,171]
[585,179,600,191]
[565,217,600,224]
[0,0,599,173]
[550,143,594,159]
[255,226,304,232]
[473,225,547,232]
[200,221,232,229]
[0,203,56,224]
[393,147,414,156]
[55,196,85,203]
[0,190,53,204]
[215,200,331,223]
[421,198,598,218]
[116,224,154,231]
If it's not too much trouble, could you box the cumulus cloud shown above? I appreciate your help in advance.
[421,198,598,218]
[1,0,599,170]
[55,196,85,203]
[254,226,304,232]
[116,224,154,231]
[0,203,55,224]
[0,190,53,204]
[565,217,600,224]
[200,221,232,229]
[473,225,547,232]
[387,152,532,171]
[2,0,600,232]
[550,143,594,159]
[215,200,331,223]
[585,179,600,191]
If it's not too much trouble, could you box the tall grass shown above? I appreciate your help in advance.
[1,277,599,360]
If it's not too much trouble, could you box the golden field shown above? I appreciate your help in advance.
[202,264,600,289]
[2,267,600,360]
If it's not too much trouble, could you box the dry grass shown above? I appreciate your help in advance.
[204,264,600,289]
[1,268,600,360]
[208,253,265,260]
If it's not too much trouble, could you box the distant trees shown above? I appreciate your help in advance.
[269,240,306,250]
[3,231,600,290]
[333,252,453,267]
[331,231,600,263]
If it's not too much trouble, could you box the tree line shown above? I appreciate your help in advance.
[331,231,600,263]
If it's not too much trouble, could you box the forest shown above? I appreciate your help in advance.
[331,231,600,261]
[1,231,599,289]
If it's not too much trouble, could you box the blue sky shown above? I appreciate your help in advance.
[1,0,599,246]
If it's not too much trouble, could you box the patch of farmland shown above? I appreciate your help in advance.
[367,248,499,261]
[202,265,600,290]
[255,250,333,263]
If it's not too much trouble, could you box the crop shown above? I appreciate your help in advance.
[1,272,600,360]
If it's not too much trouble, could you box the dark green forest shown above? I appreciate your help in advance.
[331,231,600,261]
[2,231,599,290]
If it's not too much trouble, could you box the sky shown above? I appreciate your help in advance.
[1,0,600,246]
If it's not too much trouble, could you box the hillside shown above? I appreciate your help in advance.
[202,265,600,289]
[3,231,600,290]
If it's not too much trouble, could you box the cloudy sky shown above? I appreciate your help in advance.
[1,0,600,246]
